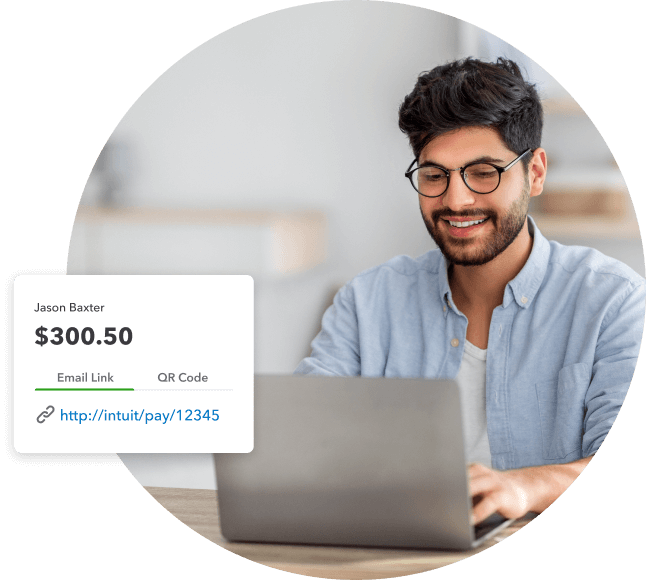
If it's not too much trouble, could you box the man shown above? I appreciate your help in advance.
[295,58,645,525]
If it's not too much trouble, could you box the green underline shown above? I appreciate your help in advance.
[35,388,135,391]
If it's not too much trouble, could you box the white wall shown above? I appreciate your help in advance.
[68,2,643,489]
[79,2,457,270]
[71,2,462,490]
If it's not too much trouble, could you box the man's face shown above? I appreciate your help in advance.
[418,127,531,267]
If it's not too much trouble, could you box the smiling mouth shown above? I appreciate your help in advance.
[443,217,489,228]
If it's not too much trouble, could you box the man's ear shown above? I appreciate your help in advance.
[528,148,547,198]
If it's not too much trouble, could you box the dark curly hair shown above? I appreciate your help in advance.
[398,58,543,168]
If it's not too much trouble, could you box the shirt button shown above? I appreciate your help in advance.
[521,296,528,304]
[451,338,459,347]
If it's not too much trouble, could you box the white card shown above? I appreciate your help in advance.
[13,275,254,453]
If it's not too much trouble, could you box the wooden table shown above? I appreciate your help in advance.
[145,486,535,579]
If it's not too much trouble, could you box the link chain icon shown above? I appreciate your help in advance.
[37,405,55,424]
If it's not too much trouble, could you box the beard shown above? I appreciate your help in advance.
[422,187,530,267]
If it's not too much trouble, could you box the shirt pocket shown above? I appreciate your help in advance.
[535,363,590,461]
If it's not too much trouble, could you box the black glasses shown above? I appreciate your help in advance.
[405,149,532,198]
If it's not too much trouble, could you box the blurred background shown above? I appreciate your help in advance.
[67,2,643,489]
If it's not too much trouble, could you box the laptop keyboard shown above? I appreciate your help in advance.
[474,513,508,540]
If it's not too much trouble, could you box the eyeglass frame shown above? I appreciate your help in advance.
[404,148,533,198]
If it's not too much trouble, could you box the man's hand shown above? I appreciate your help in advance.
[469,463,533,524]
[469,456,593,525]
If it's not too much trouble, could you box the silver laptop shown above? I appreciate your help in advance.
[214,375,512,550]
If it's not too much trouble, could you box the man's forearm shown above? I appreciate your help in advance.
[510,455,594,513]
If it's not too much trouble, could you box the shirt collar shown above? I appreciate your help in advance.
[505,216,550,308]
[438,216,551,312]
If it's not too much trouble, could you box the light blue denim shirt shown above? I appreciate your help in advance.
[295,218,645,470]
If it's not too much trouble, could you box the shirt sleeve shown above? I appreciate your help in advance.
[583,281,646,456]
[294,284,362,376]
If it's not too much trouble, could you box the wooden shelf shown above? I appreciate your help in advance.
[542,96,586,116]
[542,164,626,189]
[72,205,327,275]
[75,205,322,226]
[531,165,636,235]
[531,213,640,239]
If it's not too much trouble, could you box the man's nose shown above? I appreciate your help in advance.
[441,172,477,211]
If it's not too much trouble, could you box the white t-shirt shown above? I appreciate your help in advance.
[455,340,492,467]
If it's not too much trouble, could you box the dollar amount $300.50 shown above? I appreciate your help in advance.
[34,326,133,347]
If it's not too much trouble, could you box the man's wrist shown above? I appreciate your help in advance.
[508,455,593,514]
